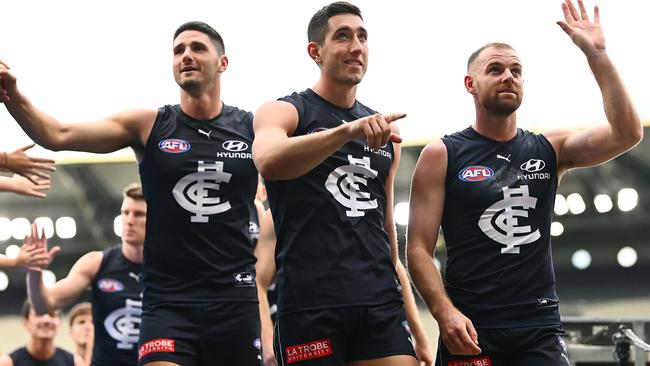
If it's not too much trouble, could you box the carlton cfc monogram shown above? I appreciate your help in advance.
[325,155,378,218]
[173,161,232,222]
[478,185,541,254]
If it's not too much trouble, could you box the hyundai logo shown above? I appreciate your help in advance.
[520,159,546,173]
[222,140,248,152]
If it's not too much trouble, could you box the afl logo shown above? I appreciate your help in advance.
[520,159,546,173]
[222,140,248,152]
[158,139,190,153]
[459,166,494,182]
[98,278,125,293]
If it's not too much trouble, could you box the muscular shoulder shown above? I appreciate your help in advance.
[413,139,448,181]
[254,100,299,135]
[71,250,104,280]
[541,128,575,153]
[420,139,447,162]
[0,354,14,366]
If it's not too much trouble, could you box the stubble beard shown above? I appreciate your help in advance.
[483,97,521,116]
[179,79,202,94]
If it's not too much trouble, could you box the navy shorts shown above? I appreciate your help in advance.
[138,302,261,366]
[436,325,569,366]
[274,301,416,365]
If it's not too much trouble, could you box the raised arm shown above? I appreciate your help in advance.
[406,140,481,356]
[252,100,405,180]
[28,251,101,314]
[548,0,642,175]
[254,210,278,366]
[0,60,155,154]
[25,224,101,314]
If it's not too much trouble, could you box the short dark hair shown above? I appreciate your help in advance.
[308,2,362,45]
[123,182,144,201]
[21,299,60,320]
[68,302,92,327]
[21,299,32,320]
[467,42,515,72]
[174,21,225,55]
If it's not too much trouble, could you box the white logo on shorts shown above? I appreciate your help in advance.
[173,161,232,222]
[325,155,378,218]
[104,298,142,350]
[478,185,540,254]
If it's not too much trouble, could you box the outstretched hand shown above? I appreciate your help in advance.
[22,223,61,271]
[557,0,606,56]
[4,144,56,183]
[9,174,51,198]
[0,59,18,103]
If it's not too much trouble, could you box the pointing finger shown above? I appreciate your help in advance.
[383,113,407,124]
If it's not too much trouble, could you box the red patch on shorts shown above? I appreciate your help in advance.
[448,356,492,366]
[138,338,175,360]
[285,338,333,363]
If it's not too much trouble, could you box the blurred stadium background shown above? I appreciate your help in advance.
[1,126,648,362]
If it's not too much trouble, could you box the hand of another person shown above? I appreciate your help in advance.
[0,59,18,103]
[23,222,61,271]
[8,174,51,198]
[4,144,56,183]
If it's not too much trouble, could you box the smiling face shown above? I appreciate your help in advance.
[310,13,368,86]
[466,46,524,116]
[23,308,61,341]
[172,30,226,94]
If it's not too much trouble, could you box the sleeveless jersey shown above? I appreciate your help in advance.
[441,127,560,328]
[266,89,403,317]
[139,104,258,306]
[91,245,142,365]
[9,347,74,366]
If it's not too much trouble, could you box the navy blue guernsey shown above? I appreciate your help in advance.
[9,347,74,366]
[265,89,403,317]
[441,127,560,328]
[139,104,258,306]
[91,245,142,365]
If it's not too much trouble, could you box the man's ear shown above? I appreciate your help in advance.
[218,55,229,72]
[464,75,476,94]
[307,42,322,64]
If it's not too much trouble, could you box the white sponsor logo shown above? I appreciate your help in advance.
[520,159,545,173]
[478,185,541,254]
[173,161,232,222]
[222,140,248,152]
[497,154,511,162]
[104,298,142,350]
[326,155,378,218]
[234,272,255,287]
